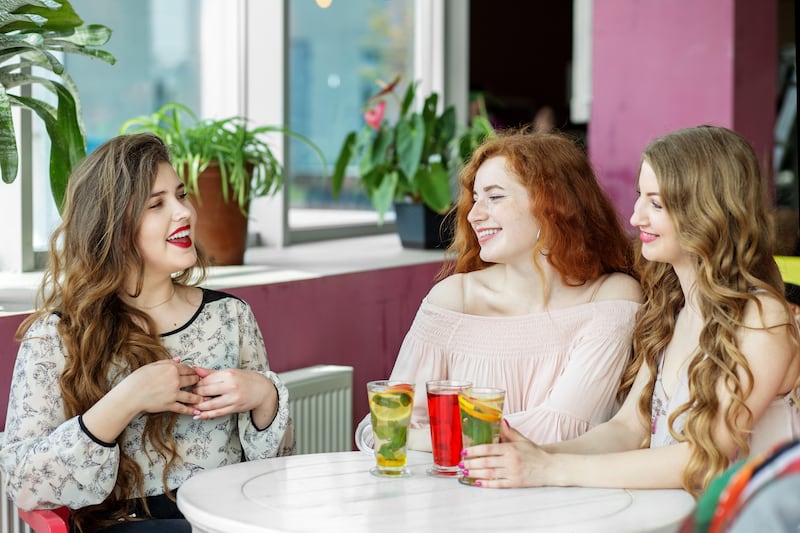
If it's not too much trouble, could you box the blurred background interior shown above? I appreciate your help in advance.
[1,0,796,274]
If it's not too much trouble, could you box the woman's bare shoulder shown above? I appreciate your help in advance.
[426,273,469,312]
[593,272,643,304]
[742,290,794,328]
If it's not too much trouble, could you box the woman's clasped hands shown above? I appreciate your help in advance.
[124,357,278,428]
[460,419,553,489]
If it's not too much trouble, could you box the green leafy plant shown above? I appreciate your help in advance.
[0,0,115,211]
[332,76,493,223]
[120,102,325,214]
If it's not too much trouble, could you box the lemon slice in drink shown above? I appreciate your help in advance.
[459,395,502,422]
[370,392,413,421]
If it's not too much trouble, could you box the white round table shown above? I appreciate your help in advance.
[177,451,695,533]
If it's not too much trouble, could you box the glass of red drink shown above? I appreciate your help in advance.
[426,380,472,477]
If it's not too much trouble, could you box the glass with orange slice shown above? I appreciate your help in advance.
[458,386,505,486]
[366,380,415,477]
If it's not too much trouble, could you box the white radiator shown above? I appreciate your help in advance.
[278,365,353,455]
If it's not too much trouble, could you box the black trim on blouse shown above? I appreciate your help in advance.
[159,288,242,337]
[78,414,116,448]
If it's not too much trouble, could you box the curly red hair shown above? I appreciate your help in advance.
[442,130,634,284]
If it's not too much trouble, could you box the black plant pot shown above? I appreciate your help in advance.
[394,202,454,250]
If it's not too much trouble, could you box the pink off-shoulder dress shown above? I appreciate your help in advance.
[386,297,640,444]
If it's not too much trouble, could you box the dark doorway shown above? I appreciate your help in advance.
[468,1,580,137]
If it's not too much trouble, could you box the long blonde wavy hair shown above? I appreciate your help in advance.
[16,133,208,531]
[617,125,800,494]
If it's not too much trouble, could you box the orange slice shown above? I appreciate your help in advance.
[459,395,502,423]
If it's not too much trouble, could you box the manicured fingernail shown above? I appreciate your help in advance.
[193,410,201,416]
[457,462,464,469]
[474,481,482,487]
[461,469,469,476]
[503,418,510,428]
[460,449,468,457]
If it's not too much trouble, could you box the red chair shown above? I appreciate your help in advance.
[18,507,70,533]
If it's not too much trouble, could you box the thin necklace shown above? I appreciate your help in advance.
[139,284,177,310]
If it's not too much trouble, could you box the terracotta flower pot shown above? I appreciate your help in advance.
[190,164,250,266]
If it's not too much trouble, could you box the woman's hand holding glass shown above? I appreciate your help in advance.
[461,419,554,488]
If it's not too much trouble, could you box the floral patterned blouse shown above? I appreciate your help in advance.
[1,289,294,511]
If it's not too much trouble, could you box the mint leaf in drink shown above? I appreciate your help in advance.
[378,442,397,461]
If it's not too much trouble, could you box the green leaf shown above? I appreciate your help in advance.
[399,80,416,117]
[396,114,424,180]
[12,79,85,211]
[0,85,18,184]
[461,413,493,445]
[120,102,324,213]
[421,92,438,125]
[0,0,115,208]
[417,162,451,214]
[0,0,82,33]
[370,169,398,224]
[370,126,392,168]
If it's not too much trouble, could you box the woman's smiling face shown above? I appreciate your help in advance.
[630,160,687,267]
[135,162,198,278]
[467,156,540,265]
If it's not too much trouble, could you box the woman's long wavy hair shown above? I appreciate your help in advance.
[442,129,634,288]
[617,125,800,495]
[16,133,209,531]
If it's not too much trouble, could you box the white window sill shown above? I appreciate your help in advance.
[0,234,446,317]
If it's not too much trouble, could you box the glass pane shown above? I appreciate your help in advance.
[287,0,415,232]
[32,0,209,250]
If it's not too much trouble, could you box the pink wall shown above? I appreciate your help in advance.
[0,313,26,430]
[0,262,443,442]
[589,0,777,223]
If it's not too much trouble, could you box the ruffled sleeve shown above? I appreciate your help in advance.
[505,301,639,443]
[0,315,120,510]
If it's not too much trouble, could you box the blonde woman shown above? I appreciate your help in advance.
[461,125,800,494]
[1,134,293,532]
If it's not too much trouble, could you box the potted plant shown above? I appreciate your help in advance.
[331,76,493,249]
[120,102,324,265]
[0,0,115,211]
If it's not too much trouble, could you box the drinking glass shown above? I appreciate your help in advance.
[458,386,505,486]
[426,380,472,477]
[366,380,415,477]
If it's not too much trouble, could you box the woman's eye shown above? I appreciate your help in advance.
[177,192,188,200]
[148,202,162,209]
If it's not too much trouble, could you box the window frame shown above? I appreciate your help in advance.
[1,0,468,271]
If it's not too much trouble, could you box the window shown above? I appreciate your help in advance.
[285,0,416,243]
[32,0,238,257]
[3,0,455,271]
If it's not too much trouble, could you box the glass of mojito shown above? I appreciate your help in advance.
[458,386,505,486]
[367,380,415,477]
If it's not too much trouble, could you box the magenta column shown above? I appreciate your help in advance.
[588,0,777,223]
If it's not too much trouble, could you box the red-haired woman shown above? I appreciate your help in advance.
[357,130,642,451]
